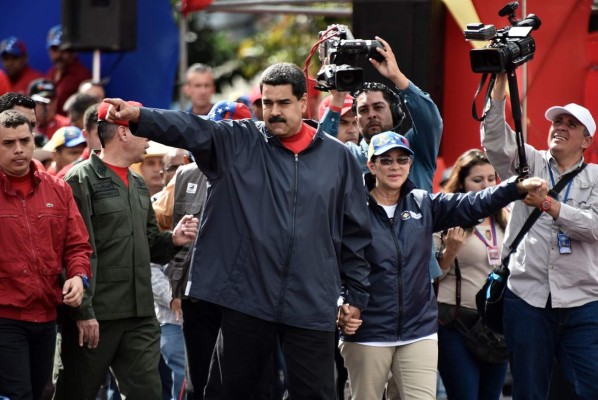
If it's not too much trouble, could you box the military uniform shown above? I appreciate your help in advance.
[55,152,179,399]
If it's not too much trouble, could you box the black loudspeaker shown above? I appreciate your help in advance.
[352,0,445,109]
[61,0,137,51]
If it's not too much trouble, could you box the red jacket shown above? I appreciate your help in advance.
[0,162,92,322]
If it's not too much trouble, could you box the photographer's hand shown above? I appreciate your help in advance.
[330,89,349,109]
[491,73,508,100]
[370,36,409,90]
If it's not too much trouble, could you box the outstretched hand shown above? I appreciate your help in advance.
[517,177,548,208]
[102,98,141,124]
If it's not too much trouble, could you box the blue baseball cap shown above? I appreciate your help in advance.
[367,131,414,161]
[0,36,27,57]
[47,25,62,49]
[43,126,86,151]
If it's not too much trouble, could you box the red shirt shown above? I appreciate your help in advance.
[6,171,33,198]
[104,162,130,188]
[11,65,44,94]
[280,122,316,154]
[0,70,12,96]
[47,57,91,116]
[36,113,70,140]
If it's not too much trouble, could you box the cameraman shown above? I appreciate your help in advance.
[481,73,598,399]
[320,35,444,398]
[321,37,444,288]
[321,36,442,193]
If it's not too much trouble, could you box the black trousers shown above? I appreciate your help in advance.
[181,298,222,399]
[206,307,335,400]
[0,318,56,400]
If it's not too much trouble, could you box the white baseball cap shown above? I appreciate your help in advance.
[545,103,596,137]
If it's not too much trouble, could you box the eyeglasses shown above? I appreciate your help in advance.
[160,164,182,175]
[376,156,411,166]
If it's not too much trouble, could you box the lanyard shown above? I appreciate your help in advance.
[473,216,497,248]
[548,165,573,204]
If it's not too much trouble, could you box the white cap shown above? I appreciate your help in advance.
[545,103,596,137]
[144,141,173,158]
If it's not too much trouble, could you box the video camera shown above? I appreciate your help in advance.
[315,25,385,92]
[464,2,541,73]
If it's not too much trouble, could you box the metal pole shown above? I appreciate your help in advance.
[522,0,527,140]
[179,15,189,111]
[93,49,101,83]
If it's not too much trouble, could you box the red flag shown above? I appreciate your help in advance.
[180,0,213,17]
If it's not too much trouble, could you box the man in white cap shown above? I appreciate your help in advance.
[481,73,598,399]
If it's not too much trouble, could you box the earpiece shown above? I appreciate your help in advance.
[352,82,406,131]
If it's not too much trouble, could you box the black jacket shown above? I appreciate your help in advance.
[133,110,371,331]
[343,177,522,342]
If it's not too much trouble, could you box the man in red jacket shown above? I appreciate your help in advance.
[0,36,44,94]
[46,25,91,117]
[0,109,92,400]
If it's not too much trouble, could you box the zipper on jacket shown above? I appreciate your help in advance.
[388,216,405,337]
[276,154,299,321]
[22,196,41,321]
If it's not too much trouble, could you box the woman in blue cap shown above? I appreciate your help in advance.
[337,131,547,400]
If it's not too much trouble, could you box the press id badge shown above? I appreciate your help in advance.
[487,246,502,265]
[557,232,572,254]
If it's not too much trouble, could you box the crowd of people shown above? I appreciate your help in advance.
[1,25,598,400]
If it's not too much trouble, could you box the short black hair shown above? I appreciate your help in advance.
[260,62,306,100]
[351,82,396,114]
[0,92,36,113]
[66,93,100,123]
[0,109,32,131]
[97,121,118,148]
[83,103,99,133]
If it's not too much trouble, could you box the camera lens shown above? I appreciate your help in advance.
[335,68,363,92]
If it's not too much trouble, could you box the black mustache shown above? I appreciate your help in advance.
[268,116,286,123]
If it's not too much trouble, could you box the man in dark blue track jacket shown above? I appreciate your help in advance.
[102,62,371,400]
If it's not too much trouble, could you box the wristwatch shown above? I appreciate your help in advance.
[540,196,552,212]
[75,273,89,289]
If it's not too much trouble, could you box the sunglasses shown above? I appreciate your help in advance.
[160,164,182,175]
[376,156,411,166]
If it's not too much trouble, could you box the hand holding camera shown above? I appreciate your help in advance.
[464,1,541,74]
[315,24,385,92]
[368,36,410,91]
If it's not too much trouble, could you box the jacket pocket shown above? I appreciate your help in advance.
[41,258,63,304]
[568,180,593,207]
[37,209,68,249]
[0,261,32,307]
[94,199,130,239]
[174,200,203,219]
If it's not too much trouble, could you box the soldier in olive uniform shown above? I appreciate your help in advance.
[54,101,199,400]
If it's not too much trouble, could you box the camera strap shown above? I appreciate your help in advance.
[471,72,497,122]
[502,163,587,267]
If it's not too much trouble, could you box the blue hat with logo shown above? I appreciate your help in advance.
[0,36,27,57]
[367,131,414,161]
[42,126,86,151]
[47,25,62,49]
